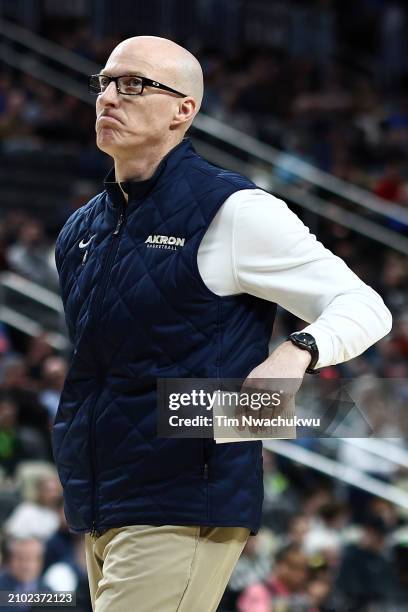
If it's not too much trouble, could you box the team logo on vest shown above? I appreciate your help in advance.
[145,235,185,251]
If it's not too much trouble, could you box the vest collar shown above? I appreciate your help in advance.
[104,138,193,208]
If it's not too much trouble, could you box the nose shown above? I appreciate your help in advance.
[97,81,120,107]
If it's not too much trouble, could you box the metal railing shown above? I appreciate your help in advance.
[0,18,99,75]
[0,42,91,104]
[0,272,68,351]
[194,114,408,227]
[265,440,408,509]
[342,437,408,469]
[1,16,408,232]
[2,39,406,254]
[194,141,408,254]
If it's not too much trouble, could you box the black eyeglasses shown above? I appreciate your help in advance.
[89,74,187,97]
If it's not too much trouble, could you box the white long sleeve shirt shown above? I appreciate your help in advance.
[197,189,392,370]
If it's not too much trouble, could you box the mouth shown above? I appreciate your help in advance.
[97,115,122,127]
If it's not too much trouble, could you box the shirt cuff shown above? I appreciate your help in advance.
[297,323,335,370]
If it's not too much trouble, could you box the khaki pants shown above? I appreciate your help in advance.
[84,524,250,612]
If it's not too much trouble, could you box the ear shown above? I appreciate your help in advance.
[170,96,197,130]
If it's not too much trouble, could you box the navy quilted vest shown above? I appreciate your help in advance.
[53,139,277,536]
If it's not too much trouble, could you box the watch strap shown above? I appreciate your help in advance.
[288,332,320,375]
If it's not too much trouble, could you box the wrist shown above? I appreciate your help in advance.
[287,332,320,374]
[282,340,312,368]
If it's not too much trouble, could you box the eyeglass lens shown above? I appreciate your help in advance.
[90,75,143,95]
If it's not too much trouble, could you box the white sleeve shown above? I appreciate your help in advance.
[198,188,392,369]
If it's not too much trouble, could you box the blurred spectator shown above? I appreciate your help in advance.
[261,450,299,532]
[374,161,405,203]
[43,534,92,612]
[0,225,8,272]
[0,324,11,359]
[4,467,62,541]
[7,220,58,290]
[224,529,274,610]
[389,542,408,611]
[380,2,407,89]
[0,537,51,612]
[0,394,48,477]
[379,252,408,315]
[25,335,55,383]
[1,355,50,434]
[39,357,67,421]
[0,210,31,250]
[370,496,399,524]
[236,582,271,612]
[264,544,311,605]
[285,513,311,548]
[334,515,394,609]
[238,544,312,611]
[0,90,38,152]
[303,502,349,565]
[388,311,408,359]
[43,499,76,572]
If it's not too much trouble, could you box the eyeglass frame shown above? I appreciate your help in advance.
[89,74,187,98]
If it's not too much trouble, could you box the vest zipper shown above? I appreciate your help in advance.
[113,210,124,235]
[90,523,102,539]
[88,203,127,535]
[89,388,100,538]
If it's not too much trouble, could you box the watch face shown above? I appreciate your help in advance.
[293,333,315,346]
[289,333,319,372]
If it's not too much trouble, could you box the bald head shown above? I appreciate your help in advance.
[108,36,204,116]
[96,36,203,176]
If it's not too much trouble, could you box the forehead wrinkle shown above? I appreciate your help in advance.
[100,69,149,78]
[103,54,156,78]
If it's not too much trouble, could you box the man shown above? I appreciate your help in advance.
[334,515,393,609]
[237,544,311,611]
[53,36,392,611]
[0,538,55,612]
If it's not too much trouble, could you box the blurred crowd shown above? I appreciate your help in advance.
[0,336,407,611]
[0,355,91,611]
[0,1,408,611]
[1,1,408,208]
[220,449,408,611]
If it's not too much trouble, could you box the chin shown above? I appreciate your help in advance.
[96,136,117,155]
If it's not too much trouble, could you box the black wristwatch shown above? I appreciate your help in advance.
[288,332,320,375]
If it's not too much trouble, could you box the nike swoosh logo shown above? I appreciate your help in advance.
[79,235,96,249]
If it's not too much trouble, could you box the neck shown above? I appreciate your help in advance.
[114,137,183,184]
